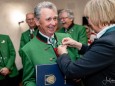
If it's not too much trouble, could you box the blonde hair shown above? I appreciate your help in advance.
[84,0,115,27]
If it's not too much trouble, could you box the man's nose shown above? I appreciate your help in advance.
[50,20,57,25]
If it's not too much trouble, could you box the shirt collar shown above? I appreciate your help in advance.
[39,31,54,44]
[30,28,35,33]
[65,23,74,32]
[97,24,115,39]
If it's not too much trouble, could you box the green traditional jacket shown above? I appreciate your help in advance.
[19,27,38,49]
[57,24,88,58]
[0,34,18,80]
[19,27,38,56]
[20,32,77,86]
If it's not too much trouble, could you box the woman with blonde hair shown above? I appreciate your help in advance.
[57,0,115,86]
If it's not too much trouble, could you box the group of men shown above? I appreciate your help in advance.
[1,0,114,86]
[0,12,38,86]
[18,1,87,86]
[0,2,87,86]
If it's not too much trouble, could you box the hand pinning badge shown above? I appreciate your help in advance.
[1,40,5,43]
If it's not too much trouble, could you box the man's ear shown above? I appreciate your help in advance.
[25,19,28,23]
[34,18,40,26]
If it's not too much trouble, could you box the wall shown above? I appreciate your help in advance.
[0,0,89,70]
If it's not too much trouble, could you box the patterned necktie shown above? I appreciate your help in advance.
[30,30,34,39]
[52,38,55,44]
[49,38,59,56]
[49,38,56,47]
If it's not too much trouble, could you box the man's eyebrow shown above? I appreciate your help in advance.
[45,15,58,19]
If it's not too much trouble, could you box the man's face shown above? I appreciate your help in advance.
[26,13,36,29]
[59,12,73,29]
[35,8,58,37]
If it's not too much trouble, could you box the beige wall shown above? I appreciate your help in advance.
[0,0,89,70]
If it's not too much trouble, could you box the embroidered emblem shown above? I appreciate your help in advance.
[1,40,5,43]
[45,74,56,85]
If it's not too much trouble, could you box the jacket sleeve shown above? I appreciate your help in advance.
[6,36,16,70]
[78,44,89,55]
[57,40,115,79]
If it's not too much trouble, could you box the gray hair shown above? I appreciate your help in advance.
[34,1,57,20]
[59,9,74,20]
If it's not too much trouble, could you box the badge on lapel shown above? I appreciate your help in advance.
[1,40,5,43]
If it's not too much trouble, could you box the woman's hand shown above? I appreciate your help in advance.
[57,45,68,56]
[62,37,82,50]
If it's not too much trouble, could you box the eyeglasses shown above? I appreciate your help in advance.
[26,18,34,21]
[59,17,68,20]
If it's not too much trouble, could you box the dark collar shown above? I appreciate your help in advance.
[36,31,57,43]
[29,26,38,32]
[65,23,74,32]
[36,31,47,43]
[102,26,115,37]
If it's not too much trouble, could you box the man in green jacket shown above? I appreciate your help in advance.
[20,1,78,86]
[19,12,38,50]
[0,34,19,86]
[18,13,38,83]
[57,9,88,59]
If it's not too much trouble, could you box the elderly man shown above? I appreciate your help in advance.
[57,9,88,59]
[20,1,77,86]
[19,12,38,49]
[18,12,38,84]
